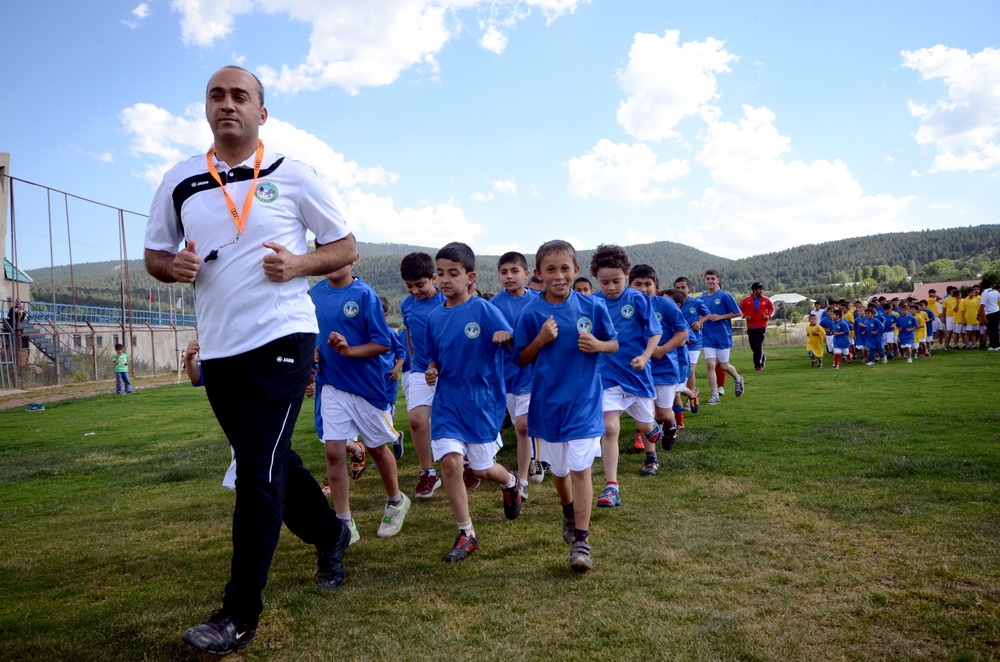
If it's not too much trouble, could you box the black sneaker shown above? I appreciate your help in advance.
[181,610,256,655]
[444,531,478,562]
[316,522,351,589]
[569,540,593,572]
[661,425,678,451]
[562,510,576,545]
[640,459,659,476]
[392,430,405,460]
[501,473,523,520]
[734,375,745,397]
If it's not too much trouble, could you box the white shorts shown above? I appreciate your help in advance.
[882,332,895,345]
[222,448,237,490]
[966,324,979,332]
[703,347,731,363]
[505,392,531,419]
[539,437,601,477]
[654,383,677,409]
[405,372,435,410]
[945,318,955,331]
[899,342,913,349]
[687,349,701,365]
[602,385,655,424]
[825,336,834,352]
[833,347,847,355]
[849,337,856,346]
[432,435,502,470]
[933,319,942,332]
[320,384,397,447]
[954,323,965,334]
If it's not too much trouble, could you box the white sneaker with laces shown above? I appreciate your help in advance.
[377,494,411,538]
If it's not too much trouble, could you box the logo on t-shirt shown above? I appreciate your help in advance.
[255,182,279,203]
[714,298,721,305]
[464,322,481,339]
[576,317,593,333]
[688,306,697,315]
[655,312,663,322]
[343,301,360,318]
[621,304,635,319]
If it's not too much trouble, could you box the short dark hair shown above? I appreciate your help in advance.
[498,251,528,271]
[436,242,475,273]
[629,264,659,288]
[379,295,389,315]
[590,244,630,277]
[664,288,685,306]
[674,276,691,287]
[400,252,435,280]
[704,269,721,278]
[573,276,592,288]
[535,240,577,270]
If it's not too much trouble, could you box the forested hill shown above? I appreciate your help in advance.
[707,225,1000,293]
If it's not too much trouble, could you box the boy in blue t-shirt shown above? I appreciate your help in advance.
[311,261,411,543]
[862,307,886,365]
[515,239,618,572]
[896,303,919,363]
[591,245,662,508]
[672,277,708,412]
[829,309,852,369]
[423,242,523,563]
[399,252,446,499]
[629,265,688,476]
[700,270,744,405]
[490,251,542,494]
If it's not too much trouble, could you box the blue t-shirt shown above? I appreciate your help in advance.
[679,296,710,351]
[896,313,918,343]
[832,319,852,350]
[819,315,834,337]
[701,289,740,349]
[383,330,409,404]
[864,316,884,349]
[675,344,690,382]
[489,289,538,394]
[400,291,445,373]
[311,277,393,409]
[649,295,686,385]
[595,287,661,398]
[425,296,512,445]
[514,291,616,443]
[396,327,411,373]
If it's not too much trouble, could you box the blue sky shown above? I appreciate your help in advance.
[3,1,999,269]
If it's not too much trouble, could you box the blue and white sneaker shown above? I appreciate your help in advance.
[596,484,621,508]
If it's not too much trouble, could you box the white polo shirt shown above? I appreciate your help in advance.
[145,146,350,359]
[982,287,1000,315]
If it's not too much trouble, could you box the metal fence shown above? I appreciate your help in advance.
[2,172,196,389]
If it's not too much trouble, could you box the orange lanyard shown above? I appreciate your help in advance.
[205,140,264,238]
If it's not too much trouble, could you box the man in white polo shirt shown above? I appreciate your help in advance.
[145,66,357,655]
[981,277,1000,350]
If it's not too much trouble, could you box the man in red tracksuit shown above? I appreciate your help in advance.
[739,282,775,371]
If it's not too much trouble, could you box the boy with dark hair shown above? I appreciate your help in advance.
[515,240,618,571]
[629,265,688,476]
[573,277,594,295]
[424,242,523,562]
[805,314,825,368]
[112,343,132,394]
[490,251,542,492]
[673,276,708,411]
[896,303,919,363]
[590,245,662,507]
[701,270,744,404]
[830,308,851,369]
[311,260,411,543]
[399,252,445,498]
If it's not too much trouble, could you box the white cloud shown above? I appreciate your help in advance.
[566,139,688,202]
[123,2,152,28]
[119,101,483,245]
[690,105,914,257]
[470,178,518,201]
[170,1,587,94]
[625,229,657,245]
[70,146,115,163]
[469,191,495,202]
[615,30,737,141]
[902,45,1000,172]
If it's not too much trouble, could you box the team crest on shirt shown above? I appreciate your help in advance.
[621,304,635,319]
[655,312,663,322]
[576,317,593,333]
[464,322,481,339]
[343,301,360,317]
[714,298,721,305]
[688,306,697,315]
[255,182,279,203]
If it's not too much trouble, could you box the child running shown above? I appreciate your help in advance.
[514,240,618,571]
[805,314,825,368]
[424,242,523,562]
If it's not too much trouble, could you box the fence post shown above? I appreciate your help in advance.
[146,323,156,376]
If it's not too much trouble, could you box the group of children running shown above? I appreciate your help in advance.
[803,284,991,369]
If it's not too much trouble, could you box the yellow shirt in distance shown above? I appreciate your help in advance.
[805,323,825,356]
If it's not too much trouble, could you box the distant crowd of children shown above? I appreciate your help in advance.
[803,282,1000,369]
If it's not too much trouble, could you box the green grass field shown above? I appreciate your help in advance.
[2,346,999,661]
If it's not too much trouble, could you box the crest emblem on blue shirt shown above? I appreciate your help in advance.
[688,307,696,315]
[576,317,593,333]
[343,301,360,318]
[714,298,721,305]
[464,322,481,339]
[621,304,635,319]
[655,312,663,322]
[255,182,279,203]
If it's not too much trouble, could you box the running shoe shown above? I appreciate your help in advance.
[661,425,678,451]
[350,446,366,480]
[640,459,659,476]
[501,473,523,519]
[569,540,593,572]
[444,531,478,562]
[881,356,887,364]
[734,375,745,397]
[346,518,360,545]
[689,390,700,414]
[415,470,442,499]
[633,432,645,450]
[181,611,256,656]
[519,479,529,502]
[596,484,621,508]
[316,523,351,589]
[377,494,411,538]
[528,458,545,483]
[391,430,405,460]
[717,387,725,397]
[706,395,721,405]
[463,465,481,490]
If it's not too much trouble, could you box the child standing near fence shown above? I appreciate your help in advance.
[113,343,132,394]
